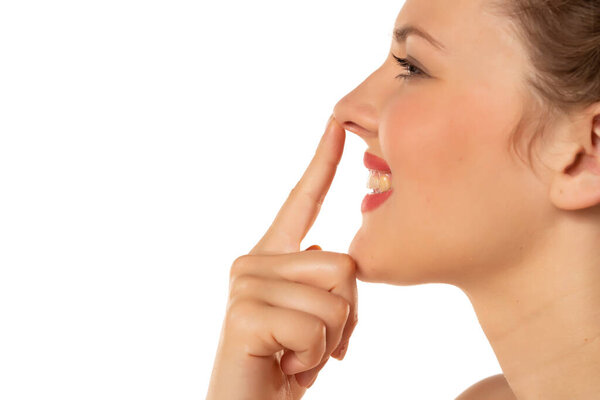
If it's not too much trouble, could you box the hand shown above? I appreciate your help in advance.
[206,115,358,400]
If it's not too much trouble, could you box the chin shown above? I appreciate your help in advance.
[348,227,397,284]
[347,226,442,287]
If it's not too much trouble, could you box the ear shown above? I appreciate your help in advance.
[549,108,600,211]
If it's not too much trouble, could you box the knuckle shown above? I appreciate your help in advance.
[304,318,327,366]
[330,296,351,326]
[229,255,248,280]
[229,275,261,300]
[336,254,357,278]
[309,318,327,344]
[225,297,254,329]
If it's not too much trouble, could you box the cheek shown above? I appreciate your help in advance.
[371,84,531,283]
[381,92,475,193]
[380,83,515,202]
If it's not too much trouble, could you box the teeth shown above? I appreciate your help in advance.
[366,170,392,193]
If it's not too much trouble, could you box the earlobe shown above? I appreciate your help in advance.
[549,118,600,211]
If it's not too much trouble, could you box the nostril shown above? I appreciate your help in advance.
[343,121,370,137]
[343,121,359,130]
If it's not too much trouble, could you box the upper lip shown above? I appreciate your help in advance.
[364,151,391,173]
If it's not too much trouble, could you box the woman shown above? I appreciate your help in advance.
[207,0,600,398]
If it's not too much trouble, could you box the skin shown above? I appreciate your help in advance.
[334,0,600,399]
[207,117,358,399]
[207,0,600,398]
[455,374,517,400]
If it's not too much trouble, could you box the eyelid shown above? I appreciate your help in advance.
[400,54,429,74]
[393,54,426,78]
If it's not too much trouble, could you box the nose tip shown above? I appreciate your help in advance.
[333,99,378,139]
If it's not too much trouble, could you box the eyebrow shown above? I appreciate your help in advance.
[393,25,446,52]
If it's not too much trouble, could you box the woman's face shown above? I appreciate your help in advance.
[334,0,552,286]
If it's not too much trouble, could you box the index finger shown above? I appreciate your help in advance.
[250,114,345,255]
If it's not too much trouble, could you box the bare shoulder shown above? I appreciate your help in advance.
[455,374,518,400]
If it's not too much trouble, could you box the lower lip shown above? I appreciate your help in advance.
[361,189,393,213]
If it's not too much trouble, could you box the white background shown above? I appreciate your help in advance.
[0,1,502,399]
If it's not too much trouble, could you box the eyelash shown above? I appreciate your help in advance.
[393,55,424,80]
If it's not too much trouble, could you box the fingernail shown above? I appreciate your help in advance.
[323,114,337,139]
[304,244,322,251]
[325,114,334,128]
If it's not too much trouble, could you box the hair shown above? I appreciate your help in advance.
[486,0,600,174]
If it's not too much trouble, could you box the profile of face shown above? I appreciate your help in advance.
[334,0,560,286]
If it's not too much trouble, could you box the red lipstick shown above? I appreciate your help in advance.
[363,151,391,173]
[362,151,393,213]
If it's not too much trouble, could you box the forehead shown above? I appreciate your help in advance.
[394,0,529,81]
[394,0,513,54]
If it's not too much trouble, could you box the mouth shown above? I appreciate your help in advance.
[364,151,392,194]
[363,151,391,173]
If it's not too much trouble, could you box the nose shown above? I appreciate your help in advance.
[333,72,380,140]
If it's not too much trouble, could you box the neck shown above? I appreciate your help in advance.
[457,213,600,399]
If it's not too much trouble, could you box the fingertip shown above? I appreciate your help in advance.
[325,113,344,137]
[325,113,334,127]
[318,114,344,152]
[330,114,341,129]
[329,116,342,134]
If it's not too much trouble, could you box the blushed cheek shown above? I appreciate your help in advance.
[381,94,475,195]
[380,80,525,249]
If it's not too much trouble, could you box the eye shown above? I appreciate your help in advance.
[393,54,425,80]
